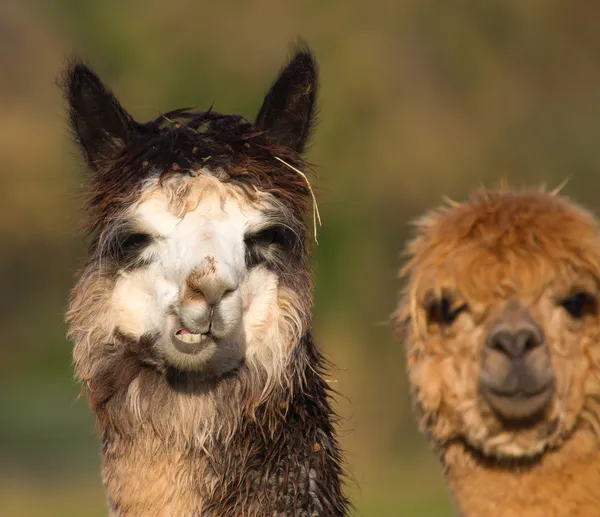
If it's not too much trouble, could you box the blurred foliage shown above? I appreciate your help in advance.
[3,0,600,515]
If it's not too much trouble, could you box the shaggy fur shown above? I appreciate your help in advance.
[65,45,349,516]
[394,188,600,516]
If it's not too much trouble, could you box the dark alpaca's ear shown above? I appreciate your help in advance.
[255,45,318,153]
[64,61,139,169]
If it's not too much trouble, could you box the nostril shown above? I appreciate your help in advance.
[523,335,538,352]
[489,331,513,355]
[222,286,238,298]
[515,328,542,354]
[491,340,503,353]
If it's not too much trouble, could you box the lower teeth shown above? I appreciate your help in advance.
[176,332,202,344]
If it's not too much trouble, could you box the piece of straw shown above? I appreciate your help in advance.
[275,156,322,244]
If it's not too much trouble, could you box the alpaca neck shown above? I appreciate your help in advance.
[95,334,348,517]
[443,426,600,517]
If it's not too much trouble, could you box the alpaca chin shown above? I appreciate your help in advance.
[443,425,600,517]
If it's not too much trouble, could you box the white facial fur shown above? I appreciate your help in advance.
[108,173,290,376]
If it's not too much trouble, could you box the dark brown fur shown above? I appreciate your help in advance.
[82,108,312,242]
[96,334,346,516]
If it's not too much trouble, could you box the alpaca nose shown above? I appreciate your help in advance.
[486,325,543,359]
[186,261,238,305]
[189,275,237,305]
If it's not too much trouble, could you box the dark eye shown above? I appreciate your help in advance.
[249,227,288,247]
[426,297,467,326]
[244,225,297,268]
[561,292,596,319]
[110,231,152,266]
[121,232,151,251]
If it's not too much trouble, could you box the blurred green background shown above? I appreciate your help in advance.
[3,1,600,515]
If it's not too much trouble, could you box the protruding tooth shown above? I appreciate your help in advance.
[177,333,202,344]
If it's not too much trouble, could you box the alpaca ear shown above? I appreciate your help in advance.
[255,46,318,153]
[64,62,139,169]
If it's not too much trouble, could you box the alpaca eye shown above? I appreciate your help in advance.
[111,231,152,266]
[427,297,467,326]
[561,292,596,319]
[244,226,295,268]
[250,227,287,247]
[121,232,151,251]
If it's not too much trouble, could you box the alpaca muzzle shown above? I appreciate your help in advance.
[479,304,555,422]
[160,260,245,372]
[178,259,243,340]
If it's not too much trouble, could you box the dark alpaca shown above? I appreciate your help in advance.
[65,45,349,516]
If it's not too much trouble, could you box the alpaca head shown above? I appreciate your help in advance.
[394,189,600,460]
[66,48,318,403]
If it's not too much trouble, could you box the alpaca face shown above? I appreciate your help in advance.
[395,190,600,459]
[65,48,318,389]
[106,175,297,375]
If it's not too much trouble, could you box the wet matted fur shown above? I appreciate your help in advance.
[394,188,600,516]
[65,45,349,516]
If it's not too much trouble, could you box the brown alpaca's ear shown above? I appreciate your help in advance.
[254,43,318,154]
[64,61,140,170]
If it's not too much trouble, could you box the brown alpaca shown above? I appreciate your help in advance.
[64,46,349,516]
[394,188,600,516]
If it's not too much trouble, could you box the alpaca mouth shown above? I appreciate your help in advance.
[172,328,212,354]
[481,381,554,423]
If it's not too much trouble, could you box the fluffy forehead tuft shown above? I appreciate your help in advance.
[132,172,283,228]
[401,188,600,308]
